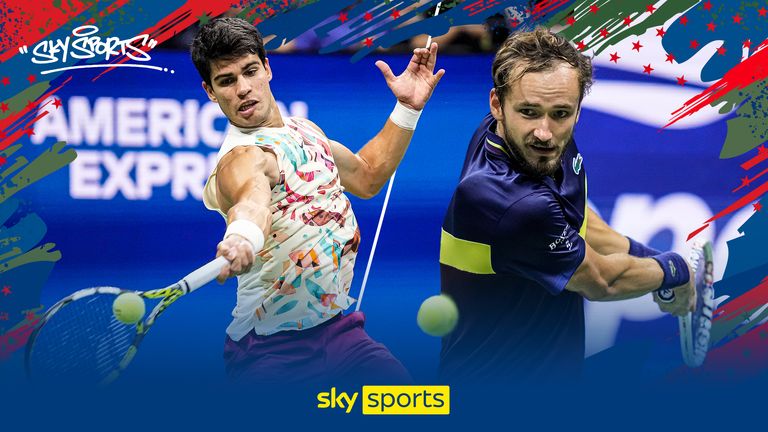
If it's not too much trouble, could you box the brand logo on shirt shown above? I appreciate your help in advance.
[548,226,573,251]
[572,153,583,175]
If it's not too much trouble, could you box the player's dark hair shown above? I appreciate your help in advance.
[191,17,267,86]
[492,27,593,103]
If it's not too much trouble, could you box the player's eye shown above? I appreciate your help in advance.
[519,109,538,118]
[219,77,235,86]
[553,110,571,119]
[244,68,257,76]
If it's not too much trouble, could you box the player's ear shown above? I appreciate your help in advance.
[490,88,503,121]
[264,57,273,82]
[202,81,217,103]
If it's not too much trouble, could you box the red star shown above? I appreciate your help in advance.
[338,12,348,23]
[717,45,726,55]
[703,1,712,11]
[609,52,620,63]
[690,39,700,49]
[363,11,372,21]
[754,202,763,212]
[707,22,716,31]
[632,41,643,51]
[623,16,632,26]
[25,311,35,321]
[599,28,609,38]
[391,9,400,19]
[566,15,576,26]
[741,176,752,188]
[0,155,6,164]
[363,37,373,47]
[676,75,687,86]
[656,27,666,37]
[0,102,8,113]
[1,77,8,86]
[680,15,689,26]
[666,53,676,63]
[589,4,599,14]
[646,4,656,13]
[576,40,586,51]
[760,8,768,17]
[26,74,35,84]
[643,64,654,74]
[1,286,10,296]
[25,100,36,110]
[509,18,521,28]
[733,14,743,24]
[24,128,34,136]
[744,39,752,48]
[52,98,62,109]
[759,145,768,155]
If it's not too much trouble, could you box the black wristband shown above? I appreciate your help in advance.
[627,237,662,258]
[651,251,690,290]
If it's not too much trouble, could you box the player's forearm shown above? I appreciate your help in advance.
[592,254,664,301]
[226,199,272,239]
[356,118,416,196]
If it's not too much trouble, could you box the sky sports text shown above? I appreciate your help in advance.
[316,386,449,415]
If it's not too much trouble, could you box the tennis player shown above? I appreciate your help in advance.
[439,27,694,383]
[192,17,444,383]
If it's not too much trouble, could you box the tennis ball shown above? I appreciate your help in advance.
[417,295,458,337]
[113,292,145,325]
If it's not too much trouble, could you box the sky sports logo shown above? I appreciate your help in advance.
[317,386,450,415]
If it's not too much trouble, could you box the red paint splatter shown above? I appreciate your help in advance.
[0,319,38,361]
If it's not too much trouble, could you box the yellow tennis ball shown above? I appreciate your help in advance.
[113,292,145,325]
[417,295,458,337]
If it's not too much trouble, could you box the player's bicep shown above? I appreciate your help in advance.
[215,145,275,214]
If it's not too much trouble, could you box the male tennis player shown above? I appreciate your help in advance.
[439,27,695,382]
[192,17,444,383]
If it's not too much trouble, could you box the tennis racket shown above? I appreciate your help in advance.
[25,256,229,386]
[657,241,715,367]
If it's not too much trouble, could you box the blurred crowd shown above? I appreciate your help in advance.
[160,1,545,54]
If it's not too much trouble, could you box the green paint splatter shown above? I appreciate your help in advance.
[0,141,76,203]
[716,79,768,159]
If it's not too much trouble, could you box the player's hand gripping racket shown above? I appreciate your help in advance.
[657,241,715,367]
[25,256,229,386]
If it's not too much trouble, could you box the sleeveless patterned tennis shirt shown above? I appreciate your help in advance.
[203,118,360,340]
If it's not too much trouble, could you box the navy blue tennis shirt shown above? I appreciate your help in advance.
[439,113,588,382]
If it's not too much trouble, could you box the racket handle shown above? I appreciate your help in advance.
[180,255,230,293]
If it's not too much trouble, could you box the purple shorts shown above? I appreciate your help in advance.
[223,312,412,385]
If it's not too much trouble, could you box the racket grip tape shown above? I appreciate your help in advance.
[180,255,230,293]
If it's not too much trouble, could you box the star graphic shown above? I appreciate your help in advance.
[363,12,373,21]
[26,74,35,84]
[676,75,687,86]
[0,155,6,164]
[623,16,632,26]
[690,40,700,49]
[1,286,10,296]
[0,102,8,113]
[754,202,763,212]
[707,22,716,31]
[52,98,62,109]
[666,53,675,63]
[566,15,576,26]
[25,311,35,321]
[632,41,643,51]
[363,37,373,47]
[759,145,768,155]
[599,28,609,38]
[509,18,520,28]
[761,8,768,17]
[609,52,620,63]
[25,100,36,110]
[741,176,752,188]
[589,4,599,14]
[576,40,586,51]
[717,45,726,55]
[339,12,348,23]
[680,15,688,25]
[391,9,400,19]
[197,13,210,25]
[744,39,752,48]
[646,4,656,13]
[703,1,712,11]
[25,128,34,136]
[643,64,654,75]
[1,77,8,85]
[656,27,666,37]
[733,14,743,24]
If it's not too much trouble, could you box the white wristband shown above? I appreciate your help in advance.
[224,220,265,253]
[389,101,422,130]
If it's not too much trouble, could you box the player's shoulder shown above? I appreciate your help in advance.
[288,116,326,136]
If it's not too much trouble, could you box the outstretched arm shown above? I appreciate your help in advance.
[329,43,446,198]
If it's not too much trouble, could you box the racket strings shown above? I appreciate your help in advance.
[29,294,137,384]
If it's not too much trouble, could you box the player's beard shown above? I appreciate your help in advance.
[499,127,568,178]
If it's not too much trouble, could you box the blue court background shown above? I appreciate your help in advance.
[5,51,749,388]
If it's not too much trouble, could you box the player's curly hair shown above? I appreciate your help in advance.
[191,17,267,86]
[492,27,593,103]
